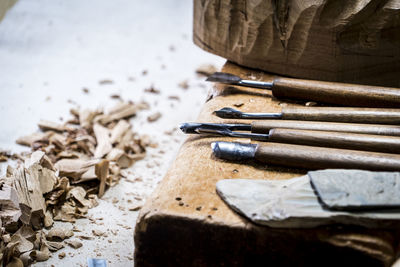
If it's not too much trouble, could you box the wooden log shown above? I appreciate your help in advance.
[193,0,400,87]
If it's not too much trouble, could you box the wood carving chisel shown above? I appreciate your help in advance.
[215,107,400,124]
[211,141,400,171]
[180,123,400,154]
[181,120,400,137]
[207,72,400,108]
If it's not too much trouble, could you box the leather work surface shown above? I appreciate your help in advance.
[134,62,400,267]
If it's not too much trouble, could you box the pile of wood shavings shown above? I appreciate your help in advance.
[0,100,156,266]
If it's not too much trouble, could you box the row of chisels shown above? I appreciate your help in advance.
[180,72,400,171]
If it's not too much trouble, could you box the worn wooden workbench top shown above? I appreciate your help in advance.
[134,62,400,267]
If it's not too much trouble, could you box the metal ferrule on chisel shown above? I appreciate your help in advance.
[211,142,257,161]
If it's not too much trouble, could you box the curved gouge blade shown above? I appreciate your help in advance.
[195,127,270,141]
[179,122,251,134]
[206,72,242,84]
[207,72,273,89]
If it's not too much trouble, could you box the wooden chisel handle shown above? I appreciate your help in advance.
[251,120,400,136]
[272,78,400,108]
[268,128,400,154]
[255,143,400,171]
[282,106,400,124]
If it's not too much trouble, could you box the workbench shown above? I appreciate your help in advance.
[134,62,400,266]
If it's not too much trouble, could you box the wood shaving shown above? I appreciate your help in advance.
[46,228,73,241]
[0,97,151,265]
[77,235,94,240]
[58,252,66,259]
[92,229,106,237]
[129,203,142,211]
[178,80,189,90]
[38,120,66,132]
[168,95,180,101]
[144,85,160,94]
[147,112,161,122]
[65,239,83,249]
[110,94,121,99]
[99,79,113,85]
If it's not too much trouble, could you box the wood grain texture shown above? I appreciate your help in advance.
[282,106,400,124]
[134,62,400,267]
[269,128,400,154]
[255,142,400,171]
[252,120,400,136]
[193,0,400,87]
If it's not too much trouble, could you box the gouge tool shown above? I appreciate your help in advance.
[180,122,400,154]
[207,72,400,108]
[180,120,400,136]
[211,141,400,171]
[215,107,400,124]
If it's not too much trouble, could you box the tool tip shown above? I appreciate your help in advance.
[206,72,241,84]
[179,122,202,134]
[214,107,243,118]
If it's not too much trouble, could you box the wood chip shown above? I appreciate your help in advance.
[47,241,64,251]
[147,112,161,122]
[95,160,109,198]
[97,102,137,125]
[67,186,91,207]
[99,79,113,85]
[110,120,130,144]
[54,159,99,180]
[38,120,65,132]
[16,132,48,147]
[144,85,160,94]
[129,203,142,211]
[65,239,83,249]
[178,80,189,90]
[168,95,180,101]
[79,108,102,128]
[46,228,73,241]
[93,123,112,158]
[0,183,21,229]
[77,235,94,240]
[92,229,106,237]
[58,252,66,259]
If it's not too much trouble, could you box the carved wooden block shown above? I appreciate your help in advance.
[193,0,400,87]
